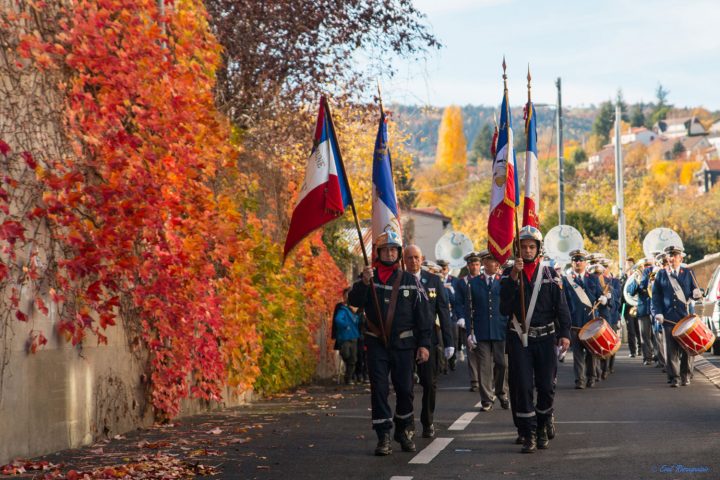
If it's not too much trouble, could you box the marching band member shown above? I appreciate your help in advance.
[627,257,656,365]
[562,249,603,389]
[437,259,461,371]
[463,249,509,411]
[455,252,483,392]
[500,227,571,453]
[598,258,622,379]
[651,245,701,387]
[651,251,668,370]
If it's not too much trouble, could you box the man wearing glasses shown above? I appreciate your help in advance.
[562,249,604,389]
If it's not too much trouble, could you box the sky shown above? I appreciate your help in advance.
[380,0,720,110]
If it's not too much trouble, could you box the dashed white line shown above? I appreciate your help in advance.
[409,437,454,464]
[448,411,479,430]
[389,477,413,480]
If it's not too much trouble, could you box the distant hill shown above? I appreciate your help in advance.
[390,103,597,164]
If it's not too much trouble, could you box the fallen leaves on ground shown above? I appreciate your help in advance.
[1,454,219,478]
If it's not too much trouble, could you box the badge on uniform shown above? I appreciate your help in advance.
[428,288,436,298]
[422,277,427,284]
[403,289,410,297]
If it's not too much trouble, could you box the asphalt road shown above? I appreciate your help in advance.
[30,347,720,480]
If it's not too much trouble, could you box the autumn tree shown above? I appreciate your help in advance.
[435,105,468,169]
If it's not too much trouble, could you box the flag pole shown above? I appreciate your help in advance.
[322,96,388,345]
[503,58,526,339]
[375,80,406,272]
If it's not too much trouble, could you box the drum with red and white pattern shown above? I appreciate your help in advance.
[579,317,621,359]
[671,314,716,356]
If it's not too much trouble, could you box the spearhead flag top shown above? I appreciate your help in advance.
[371,109,402,251]
[487,87,518,264]
[283,97,351,260]
[523,101,540,228]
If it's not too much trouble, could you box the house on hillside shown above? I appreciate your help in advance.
[648,135,710,161]
[611,127,657,146]
[588,145,615,172]
[694,159,720,193]
[653,116,707,138]
[402,207,452,260]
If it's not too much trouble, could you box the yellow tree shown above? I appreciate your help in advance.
[416,105,468,212]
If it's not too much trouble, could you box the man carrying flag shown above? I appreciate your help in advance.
[348,107,431,457]
[498,65,571,454]
[283,97,351,259]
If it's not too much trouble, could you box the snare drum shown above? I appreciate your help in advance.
[578,317,621,359]
[671,314,716,356]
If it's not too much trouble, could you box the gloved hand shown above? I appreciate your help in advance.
[467,333,477,350]
[457,318,466,329]
[633,271,642,283]
[599,295,608,305]
[693,288,702,300]
[605,291,612,299]
[655,314,664,324]
[444,346,455,359]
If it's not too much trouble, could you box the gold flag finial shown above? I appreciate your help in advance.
[376,78,384,114]
[527,64,532,103]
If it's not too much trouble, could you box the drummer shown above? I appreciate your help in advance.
[562,249,603,389]
[598,258,622,380]
[651,245,702,387]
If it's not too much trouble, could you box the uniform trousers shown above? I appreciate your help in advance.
[663,325,694,382]
[625,312,641,356]
[652,322,666,367]
[638,315,656,362]
[466,344,481,388]
[571,329,597,385]
[418,344,440,428]
[473,340,508,405]
[507,332,557,437]
[366,337,415,434]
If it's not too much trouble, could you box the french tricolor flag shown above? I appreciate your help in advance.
[371,110,402,250]
[523,101,540,228]
[283,97,351,260]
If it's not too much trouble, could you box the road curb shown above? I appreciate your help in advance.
[694,356,720,389]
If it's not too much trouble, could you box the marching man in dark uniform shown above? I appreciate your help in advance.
[464,249,509,411]
[628,257,656,365]
[500,226,571,453]
[403,245,454,439]
[597,258,621,379]
[651,245,702,387]
[437,259,461,371]
[348,232,431,456]
[562,249,603,389]
[455,252,484,392]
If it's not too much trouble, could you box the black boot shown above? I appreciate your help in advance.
[375,431,392,456]
[546,415,556,440]
[521,432,537,453]
[537,425,549,449]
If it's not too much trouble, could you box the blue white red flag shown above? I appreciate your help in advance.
[371,110,402,249]
[487,88,518,264]
[283,97,351,259]
[523,101,540,228]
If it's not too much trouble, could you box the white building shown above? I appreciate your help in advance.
[402,207,452,260]
[653,116,707,138]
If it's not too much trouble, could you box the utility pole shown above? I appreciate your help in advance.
[614,98,627,272]
[556,78,565,225]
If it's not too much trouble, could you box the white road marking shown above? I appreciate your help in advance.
[409,437,453,464]
[474,401,483,408]
[389,477,413,480]
[448,412,479,430]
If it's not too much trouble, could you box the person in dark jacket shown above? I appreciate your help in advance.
[464,249,509,411]
[562,248,603,389]
[652,245,701,387]
[500,226,571,454]
[348,231,431,456]
[627,257,656,365]
[332,287,360,385]
[404,245,453,439]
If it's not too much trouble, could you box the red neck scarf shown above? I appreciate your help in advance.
[376,262,399,284]
[523,259,540,282]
